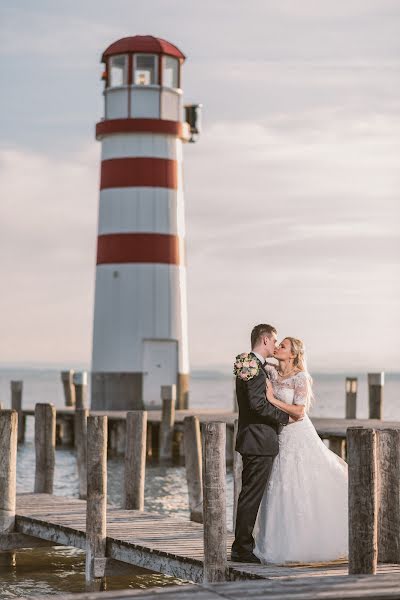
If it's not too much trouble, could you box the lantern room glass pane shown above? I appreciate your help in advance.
[134,54,158,85]
[163,56,179,88]
[109,55,127,87]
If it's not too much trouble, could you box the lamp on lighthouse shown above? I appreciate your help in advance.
[92,36,201,412]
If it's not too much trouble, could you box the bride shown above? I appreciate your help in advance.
[253,337,348,564]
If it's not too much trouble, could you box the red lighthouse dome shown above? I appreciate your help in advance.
[102,35,186,62]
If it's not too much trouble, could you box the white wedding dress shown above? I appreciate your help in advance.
[253,367,348,564]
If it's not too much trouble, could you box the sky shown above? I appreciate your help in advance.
[0,0,399,372]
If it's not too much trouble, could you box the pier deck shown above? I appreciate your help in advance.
[13,493,400,585]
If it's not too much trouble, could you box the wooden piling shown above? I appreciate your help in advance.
[0,410,18,533]
[233,377,238,413]
[116,420,126,455]
[347,427,378,574]
[232,419,242,532]
[176,430,185,465]
[345,377,357,419]
[329,437,346,459]
[59,417,74,446]
[61,370,76,407]
[183,416,203,523]
[75,408,88,499]
[73,371,88,409]
[368,372,384,419]
[123,411,147,511]
[108,421,117,454]
[225,426,234,466]
[159,385,176,462]
[202,421,227,583]
[86,415,107,581]
[377,428,400,563]
[146,423,153,458]
[34,403,56,494]
[11,380,25,443]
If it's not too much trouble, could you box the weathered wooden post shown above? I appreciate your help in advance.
[61,369,76,407]
[34,403,56,494]
[368,373,384,419]
[0,410,18,533]
[347,427,378,574]
[159,385,176,463]
[377,428,400,563]
[232,377,238,413]
[183,416,203,523]
[123,411,147,510]
[116,421,126,455]
[345,377,357,419]
[202,421,227,583]
[73,371,88,410]
[0,401,3,410]
[232,419,242,532]
[108,421,116,454]
[329,437,346,459]
[75,408,88,499]
[11,380,25,443]
[86,415,107,581]
[146,423,153,458]
[183,390,190,410]
[225,426,234,466]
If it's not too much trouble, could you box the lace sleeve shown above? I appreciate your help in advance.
[293,372,310,407]
[264,363,278,381]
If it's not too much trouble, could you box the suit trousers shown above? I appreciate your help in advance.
[232,454,275,556]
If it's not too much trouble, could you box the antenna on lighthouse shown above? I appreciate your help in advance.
[91,35,201,412]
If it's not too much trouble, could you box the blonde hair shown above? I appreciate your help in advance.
[285,337,314,407]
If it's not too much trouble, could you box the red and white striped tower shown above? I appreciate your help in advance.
[91,36,199,410]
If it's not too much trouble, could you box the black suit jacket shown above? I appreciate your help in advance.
[235,353,289,456]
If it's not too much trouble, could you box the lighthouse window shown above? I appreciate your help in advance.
[109,55,127,87]
[163,56,179,89]
[134,54,158,85]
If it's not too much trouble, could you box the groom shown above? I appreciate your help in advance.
[231,323,290,563]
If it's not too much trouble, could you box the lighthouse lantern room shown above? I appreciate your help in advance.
[91,35,198,411]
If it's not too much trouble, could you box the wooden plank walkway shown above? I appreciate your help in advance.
[14,493,400,586]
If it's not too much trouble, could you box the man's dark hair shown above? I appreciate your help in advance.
[251,324,277,349]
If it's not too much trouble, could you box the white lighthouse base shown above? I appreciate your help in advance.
[91,262,189,411]
[91,371,189,410]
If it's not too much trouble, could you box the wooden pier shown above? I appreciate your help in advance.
[19,405,400,461]
[2,373,400,599]
[11,493,400,586]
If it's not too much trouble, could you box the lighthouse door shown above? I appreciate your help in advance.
[142,340,178,409]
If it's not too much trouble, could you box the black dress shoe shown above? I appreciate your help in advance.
[231,552,261,564]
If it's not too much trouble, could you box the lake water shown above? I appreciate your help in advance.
[0,368,399,596]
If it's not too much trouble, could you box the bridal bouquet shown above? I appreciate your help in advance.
[233,352,259,380]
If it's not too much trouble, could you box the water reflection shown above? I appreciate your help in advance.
[0,546,191,597]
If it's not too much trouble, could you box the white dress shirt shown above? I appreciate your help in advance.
[251,350,265,365]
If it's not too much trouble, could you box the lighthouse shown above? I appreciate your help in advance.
[91,36,200,411]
